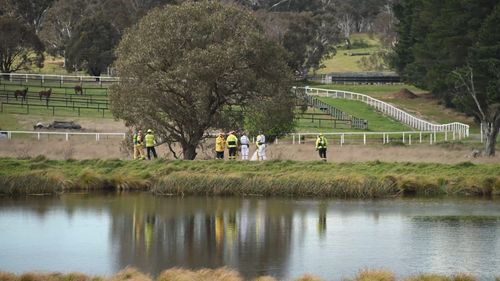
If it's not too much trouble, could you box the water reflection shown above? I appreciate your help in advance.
[108,197,295,278]
[0,195,499,280]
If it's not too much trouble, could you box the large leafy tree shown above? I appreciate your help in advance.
[452,4,500,156]
[109,2,294,160]
[255,1,340,77]
[65,14,120,76]
[0,16,44,74]
[391,0,500,155]
[0,0,55,33]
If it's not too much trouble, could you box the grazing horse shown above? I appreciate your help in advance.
[15,87,28,102]
[74,84,83,95]
[39,88,52,101]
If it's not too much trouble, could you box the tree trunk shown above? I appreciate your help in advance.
[482,122,498,156]
[182,143,198,160]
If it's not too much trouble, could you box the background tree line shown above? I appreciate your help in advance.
[0,0,392,77]
[390,0,500,155]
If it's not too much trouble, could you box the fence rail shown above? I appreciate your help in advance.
[0,130,125,141]
[288,131,465,145]
[0,73,119,87]
[0,130,465,146]
[298,86,470,136]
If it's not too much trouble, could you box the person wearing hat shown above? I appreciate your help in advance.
[226,131,238,160]
[315,133,328,161]
[239,132,250,160]
[134,129,146,160]
[215,132,225,159]
[145,129,158,160]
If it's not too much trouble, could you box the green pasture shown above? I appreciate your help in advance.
[317,97,411,132]
[316,33,387,74]
[313,84,479,132]
[0,81,109,96]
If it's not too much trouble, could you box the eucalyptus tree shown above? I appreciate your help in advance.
[0,16,44,74]
[109,1,294,160]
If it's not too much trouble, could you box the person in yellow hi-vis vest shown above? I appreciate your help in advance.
[145,129,158,160]
[134,129,146,160]
[226,131,238,160]
[315,133,328,161]
[215,133,225,159]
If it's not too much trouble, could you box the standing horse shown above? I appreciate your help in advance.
[15,87,28,102]
[39,88,52,101]
[74,83,83,95]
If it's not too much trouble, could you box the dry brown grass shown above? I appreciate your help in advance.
[0,269,490,281]
[293,274,324,281]
[108,267,152,281]
[353,269,395,281]
[157,267,243,281]
[1,137,499,164]
[403,273,477,281]
[251,276,278,281]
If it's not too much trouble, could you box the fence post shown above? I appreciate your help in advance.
[37,132,40,141]
[430,133,433,144]
[363,133,366,145]
[298,134,301,144]
[419,132,422,143]
[382,133,385,144]
[293,134,295,144]
[8,131,11,139]
[402,132,405,143]
[409,134,412,145]
[66,133,69,141]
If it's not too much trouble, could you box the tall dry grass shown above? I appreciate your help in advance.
[403,273,477,281]
[152,172,400,198]
[0,268,489,281]
[354,269,395,281]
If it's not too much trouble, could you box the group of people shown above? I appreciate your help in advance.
[215,131,266,161]
[131,128,328,161]
[132,129,158,160]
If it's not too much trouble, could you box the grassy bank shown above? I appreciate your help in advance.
[1,157,499,198]
[0,267,494,281]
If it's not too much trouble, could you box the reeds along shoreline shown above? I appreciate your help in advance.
[0,267,494,281]
[0,158,499,197]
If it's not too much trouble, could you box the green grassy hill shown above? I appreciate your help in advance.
[316,33,388,74]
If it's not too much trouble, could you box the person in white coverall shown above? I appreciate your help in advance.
[240,132,250,160]
[256,132,266,161]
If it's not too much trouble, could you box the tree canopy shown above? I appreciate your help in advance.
[0,16,44,74]
[65,14,120,76]
[391,0,500,155]
[109,1,294,160]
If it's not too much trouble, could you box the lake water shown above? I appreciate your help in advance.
[0,194,499,280]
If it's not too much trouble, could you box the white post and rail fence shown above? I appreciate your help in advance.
[0,130,462,146]
[0,131,125,142]
[296,86,470,138]
[0,73,120,86]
